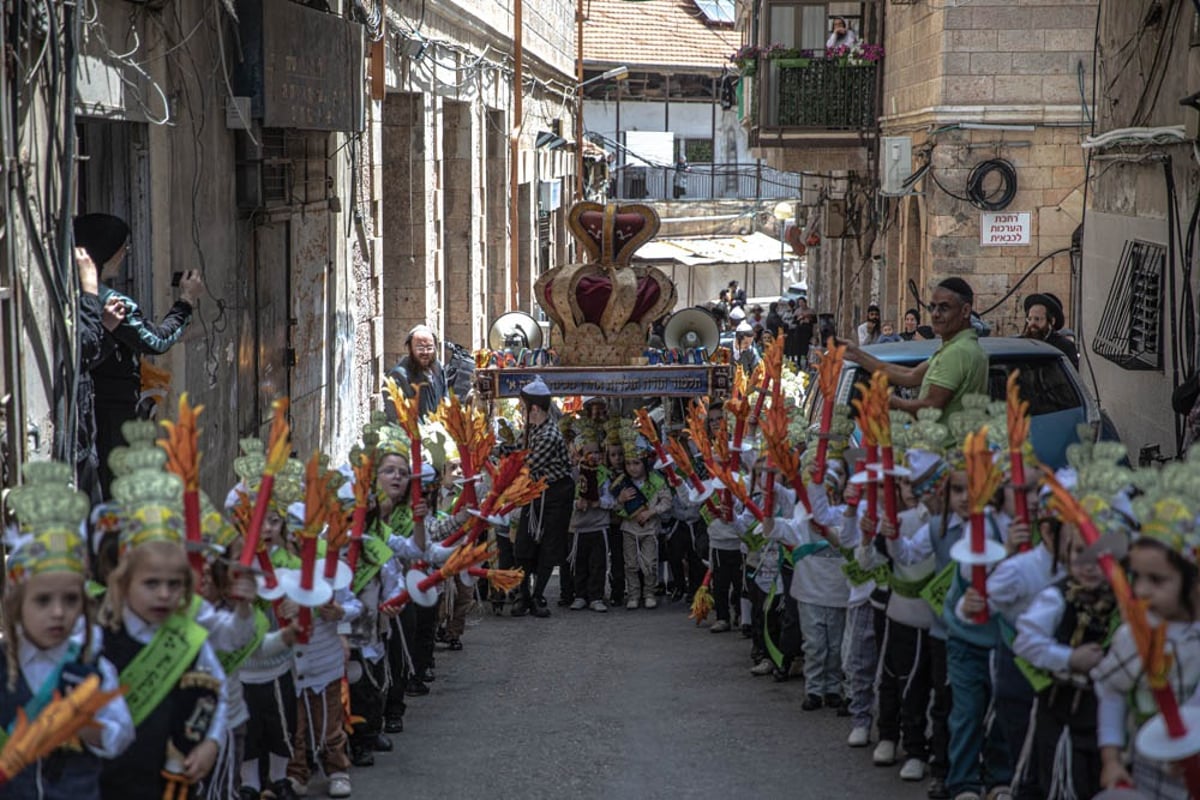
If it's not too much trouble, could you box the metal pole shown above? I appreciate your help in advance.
[509,0,523,310]
[574,0,583,202]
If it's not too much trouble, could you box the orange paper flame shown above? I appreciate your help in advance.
[964,428,1003,515]
[1006,371,1031,450]
[853,372,892,448]
[482,567,524,594]
[817,338,847,399]
[384,377,420,440]
[264,399,291,477]
[760,400,799,483]
[634,408,660,446]
[158,392,203,491]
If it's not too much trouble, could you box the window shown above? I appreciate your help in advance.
[679,139,714,163]
[1092,239,1165,371]
[765,2,865,52]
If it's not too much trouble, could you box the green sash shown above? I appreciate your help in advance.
[842,558,891,588]
[353,535,396,594]
[919,562,957,619]
[119,599,209,726]
[217,607,269,675]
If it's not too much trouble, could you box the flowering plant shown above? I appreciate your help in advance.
[728,44,760,63]
[825,42,884,64]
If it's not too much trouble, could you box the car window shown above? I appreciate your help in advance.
[992,358,1082,415]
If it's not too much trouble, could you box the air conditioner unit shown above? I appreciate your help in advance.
[880,136,913,194]
[538,179,562,213]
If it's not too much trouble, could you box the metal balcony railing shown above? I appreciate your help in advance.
[606,162,805,201]
[763,60,878,131]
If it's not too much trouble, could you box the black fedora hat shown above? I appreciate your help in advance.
[1023,292,1065,330]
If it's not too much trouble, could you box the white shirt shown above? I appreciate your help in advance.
[16,624,134,759]
[122,606,228,744]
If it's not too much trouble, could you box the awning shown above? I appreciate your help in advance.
[634,232,783,266]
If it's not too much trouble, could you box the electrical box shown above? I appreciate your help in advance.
[880,136,913,194]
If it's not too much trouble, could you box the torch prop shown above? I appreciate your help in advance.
[689,569,714,625]
[813,338,847,483]
[950,428,1006,623]
[852,373,906,537]
[280,454,335,641]
[1041,470,1200,794]
[239,400,291,596]
[634,408,678,485]
[1005,371,1034,549]
[459,565,525,592]
[346,450,374,574]
[159,393,206,580]
[322,492,354,591]
[380,542,493,610]
[230,491,285,601]
[433,393,494,512]
[385,378,424,521]
[726,366,752,456]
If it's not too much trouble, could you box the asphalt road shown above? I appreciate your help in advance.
[348,588,931,800]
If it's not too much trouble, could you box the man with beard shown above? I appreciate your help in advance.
[384,324,448,421]
[1022,292,1078,368]
[511,377,575,617]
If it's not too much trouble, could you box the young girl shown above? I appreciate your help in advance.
[613,437,672,609]
[100,464,228,800]
[1013,523,1116,800]
[1092,533,1200,799]
[2,465,133,799]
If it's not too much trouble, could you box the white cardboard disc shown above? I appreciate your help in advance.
[454,474,483,486]
[882,466,912,478]
[459,570,478,587]
[321,560,354,591]
[1134,706,1200,761]
[849,464,883,486]
[652,455,675,471]
[728,439,755,453]
[950,538,1007,567]
[279,570,334,607]
[406,568,440,607]
[685,482,715,505]
[256,572,289,601]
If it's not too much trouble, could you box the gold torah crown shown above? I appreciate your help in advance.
[534,202,677,366]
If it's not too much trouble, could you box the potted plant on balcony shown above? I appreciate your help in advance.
[729,44,761,76]
[765,44,810,69]
[825,42,884,67]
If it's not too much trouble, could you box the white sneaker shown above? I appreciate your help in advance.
[327,772,352,799]
[899,757,926,781]
[644,596,658,609]
[569,597,587,610]
[626,598,639,610]
[750,659,774,676]
[589,600,608,612]
[952,793,981,800]
[847,726,870,747]
[872,739,897,766]
[290,779,310,798]
[985,787,1012,800]
[710,619,731,633]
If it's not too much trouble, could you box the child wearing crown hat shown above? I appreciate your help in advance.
[1,461,134,799]
[98,454,229,800]
[568,431,614,612]
[612,430,671,610]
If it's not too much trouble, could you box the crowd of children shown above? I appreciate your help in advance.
[2,361,1200,800]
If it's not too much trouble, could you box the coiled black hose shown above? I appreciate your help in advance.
[966,158,1018,211]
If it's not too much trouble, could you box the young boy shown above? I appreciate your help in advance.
[569,434,614,612]
[613,436,672,609]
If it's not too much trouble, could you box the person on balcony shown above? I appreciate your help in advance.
[825,16,859,51]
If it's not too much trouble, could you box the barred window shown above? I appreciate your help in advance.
[1092,239,1165,371]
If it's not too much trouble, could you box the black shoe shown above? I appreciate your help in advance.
[654,584,667,596]
[926,778,950,799]
[370,733,393,752]
[771,666,790,682]
[801,693,823,711]
[824,693,844,709]
[531,596,551,618]
[670,588,684,602]
[435,625,449,643]
[406,678,430,696]
[384,716,404,733]
[510,598,530,617]
[418,668,435,683]
[557,596,573,607]
[238,788,260,800]
[447,638,463,651]
[349,743,375,767]
[272,779,300,800]
[740,624,752,638]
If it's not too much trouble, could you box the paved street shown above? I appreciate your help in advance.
[350,587,929,799]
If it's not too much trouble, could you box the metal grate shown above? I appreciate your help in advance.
[775,61,877,130]
[1092,239,1165,370]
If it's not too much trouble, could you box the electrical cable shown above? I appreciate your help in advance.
[975,248,1071,317]
[965,158,1018,211]
[1163,157,1183,454]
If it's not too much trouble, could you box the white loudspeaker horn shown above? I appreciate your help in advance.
[664,308,720,351]
[488,311,544,351]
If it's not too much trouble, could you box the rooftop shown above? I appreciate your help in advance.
[633,232,783,266]
[583,0,739,72]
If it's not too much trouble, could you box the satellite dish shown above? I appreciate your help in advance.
[664,308,720,351]
[488,311,544,351]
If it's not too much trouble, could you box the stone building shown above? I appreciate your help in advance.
[1079,0,1199,460]
[735,1,1098,337]
[1,0,577,493]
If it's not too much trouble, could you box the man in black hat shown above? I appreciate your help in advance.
[1022,293,1078,368]
[511,377,575,617]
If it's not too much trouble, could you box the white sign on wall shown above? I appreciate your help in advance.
[980,212,1031,246]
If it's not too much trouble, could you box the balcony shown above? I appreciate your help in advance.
[745,58,879,147]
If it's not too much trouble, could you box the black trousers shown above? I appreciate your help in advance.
[606,523,625,603]
[666,518,707,596]
[570,529,608,602]
[385,617,407,720]
[876,617,934,759]
[515,477,574,600]
[414,603,437,673]
[711,547,744,623]
[929,636,952,780]
[777,565,802,667]
[349,649,387,741]
[747,578,780,663]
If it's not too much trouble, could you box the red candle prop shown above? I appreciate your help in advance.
[864,445,879,527]
[239,399,291,568]
[1006,371,1034,550]
[813,338,847,483]
[665,436,707,495]
[963,428,1004,624]
[296,607,312,645]
[764,463,776,518]
[635,409,680,487]
[380,542,493,610]
[969,511,989,623]
[881,445,900,536]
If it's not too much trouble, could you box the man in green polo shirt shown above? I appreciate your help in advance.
[844,277,987,421]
